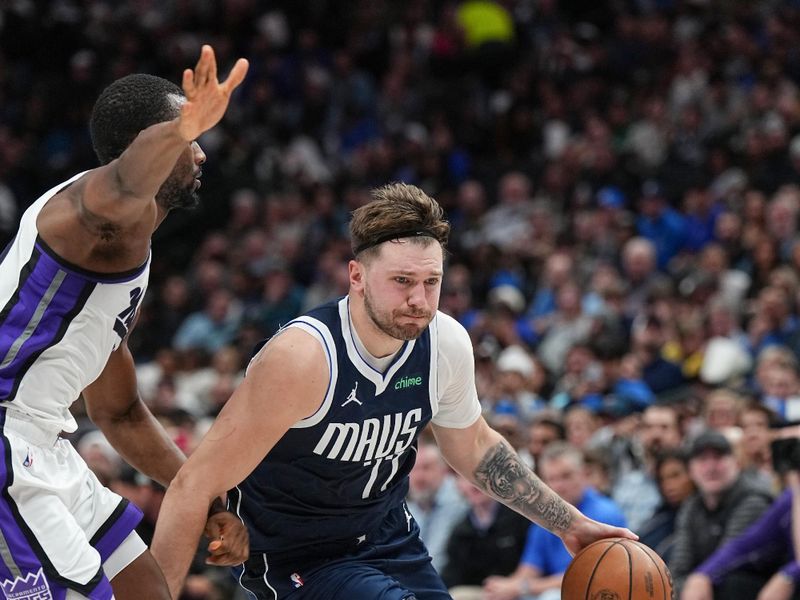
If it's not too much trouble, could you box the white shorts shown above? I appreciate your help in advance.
[0,409,145,600]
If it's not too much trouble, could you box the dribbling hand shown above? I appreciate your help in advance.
[177,45,249,142]
[560,516,637,556]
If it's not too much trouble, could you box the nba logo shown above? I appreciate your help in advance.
[290,573,304,588]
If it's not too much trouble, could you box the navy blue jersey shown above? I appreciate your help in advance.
[231,297,439,561]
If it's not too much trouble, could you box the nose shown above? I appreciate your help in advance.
[193,141,206,165]
[407,282,427,309]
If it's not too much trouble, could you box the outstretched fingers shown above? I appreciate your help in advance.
[206,46,218,84]
[194,44,214,88]
[184,45,246,98]
[221,58,249,95]
[182,68,195,97]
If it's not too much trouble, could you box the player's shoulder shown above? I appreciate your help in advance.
[434,310,470,337]
[248,325,329,375]
[433,310,474,357]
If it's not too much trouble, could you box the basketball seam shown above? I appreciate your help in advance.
[629,540,671,600]
[583,540,626,600]
[622,541,632,600]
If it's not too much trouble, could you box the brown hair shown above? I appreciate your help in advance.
[349,183,450,260]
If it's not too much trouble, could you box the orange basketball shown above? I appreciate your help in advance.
[561,538,673,600]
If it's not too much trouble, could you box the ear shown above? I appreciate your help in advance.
[349,260,364,293]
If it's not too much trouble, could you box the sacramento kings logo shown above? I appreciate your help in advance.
[0,567,52,599]
[591,591,621,600]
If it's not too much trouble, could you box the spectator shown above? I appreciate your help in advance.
[620,237,670,320]
[76,430,123,488]
[172,289,243,354]
[526,252,574,322]
[583,448,613,497]
[611,404,684,532]
[406,442,469,572]
[670,430,773,595]
[550,343,606,411]
[562,404,599,451]
[702,388,744,433]
[487,406,528,462]
[630,313,686,395]
[759,357,800,422]
[481,172,535,251]
[638,449,695,562]
[636,179,689,270]
[247,265,306,337]
[442,476,530,598]
[738,401,779,493]
[535,280,596,377]
[526,411,566,475]
[680,424,800,600]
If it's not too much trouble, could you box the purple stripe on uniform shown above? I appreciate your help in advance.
[92,501,143,563]
[0,251,91,398]
[0,409,69,599]
[0,409,43,569]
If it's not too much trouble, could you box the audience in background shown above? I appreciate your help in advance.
[8,2,800,597]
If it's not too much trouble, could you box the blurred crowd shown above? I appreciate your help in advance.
[7,0,800,598]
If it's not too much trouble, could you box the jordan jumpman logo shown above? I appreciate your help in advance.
[342,381,363,406]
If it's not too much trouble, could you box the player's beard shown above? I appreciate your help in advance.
[363,284,432,341]
[156,175,199,211]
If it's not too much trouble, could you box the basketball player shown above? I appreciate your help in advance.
[152,183,636,599]
[0,46,248,599]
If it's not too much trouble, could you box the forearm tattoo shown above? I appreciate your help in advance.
[474,442,573,532]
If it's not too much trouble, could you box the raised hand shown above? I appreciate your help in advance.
[177,45,249,142]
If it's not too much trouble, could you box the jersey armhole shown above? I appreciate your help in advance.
[282,318,338,428]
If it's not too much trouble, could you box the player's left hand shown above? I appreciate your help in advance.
[204,510,249,566]
[560,516,637,556]
[178,45,249,143]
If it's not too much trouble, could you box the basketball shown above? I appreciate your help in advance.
[561,538,673,600]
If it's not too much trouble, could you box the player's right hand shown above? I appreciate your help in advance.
[560,516,637,557]
[178,45,249,142]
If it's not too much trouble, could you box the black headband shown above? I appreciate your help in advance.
[353,229,438,255]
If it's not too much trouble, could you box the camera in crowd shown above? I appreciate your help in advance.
[771,436,800,474]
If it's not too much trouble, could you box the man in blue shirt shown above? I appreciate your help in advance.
[636,179,688,271]
[483,442,627,600]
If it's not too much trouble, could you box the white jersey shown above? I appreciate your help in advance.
[0,173,150,432]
